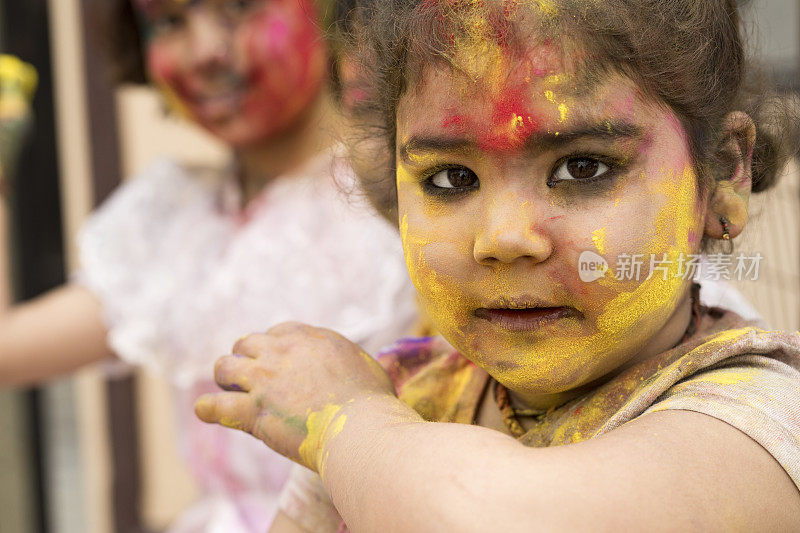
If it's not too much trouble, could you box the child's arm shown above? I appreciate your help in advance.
[319,397,799,531]
[197,324,800,531]
[0,57,113,387]
[0,173,112,386]
[0,284,113,386]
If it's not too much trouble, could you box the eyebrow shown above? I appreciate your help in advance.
[399,121,644,162]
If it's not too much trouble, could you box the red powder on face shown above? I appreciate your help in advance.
[485,90,538,151]
[441,114,465,130]
[238,0,325,142]
[440,89,540,153]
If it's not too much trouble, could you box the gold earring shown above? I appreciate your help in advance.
[720,217,731,241]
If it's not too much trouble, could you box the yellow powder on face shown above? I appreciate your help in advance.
[298,404,346,474]
[465,166,699,398]
[558,103,568,122]
[592,227,607,255]
[592,166,698,347]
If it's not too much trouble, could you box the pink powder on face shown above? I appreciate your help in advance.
[237,0,325,141]
[264,17,291,53]
[688,229,702,248]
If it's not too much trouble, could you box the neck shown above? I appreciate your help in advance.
[509,285,695,415]
[235,92,338,205]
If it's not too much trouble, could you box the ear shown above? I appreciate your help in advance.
[703,111,756,240]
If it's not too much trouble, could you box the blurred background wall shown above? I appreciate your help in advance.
[0,1,797,532]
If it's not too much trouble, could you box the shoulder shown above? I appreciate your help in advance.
[78,158,222,263]
[547,408,800,529]
[644,331,800,489]
[89,158,216,224]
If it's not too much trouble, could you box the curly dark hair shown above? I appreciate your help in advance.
[339,0,797,222]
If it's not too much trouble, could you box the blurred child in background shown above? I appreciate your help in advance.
[0,1,415,531]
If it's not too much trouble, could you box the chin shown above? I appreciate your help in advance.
[204,120,283,148]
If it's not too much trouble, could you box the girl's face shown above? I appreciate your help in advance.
[133,0,327,147]
[396,40,708,404]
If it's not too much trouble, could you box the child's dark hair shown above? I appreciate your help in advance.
[340,0,796,222]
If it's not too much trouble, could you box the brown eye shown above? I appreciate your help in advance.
[549,157,611,187]
[567,158,600,179]
[430,167,479,190]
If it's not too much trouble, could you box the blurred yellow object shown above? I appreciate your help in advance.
[0,55,38,120]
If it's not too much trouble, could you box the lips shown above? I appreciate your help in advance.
[177,74,249,120]
[474,306,578,332]
[189,90,246,120]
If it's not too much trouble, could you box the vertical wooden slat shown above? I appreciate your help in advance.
[76,1,147,533]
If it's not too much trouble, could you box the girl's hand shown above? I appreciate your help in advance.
[194,322,397,473]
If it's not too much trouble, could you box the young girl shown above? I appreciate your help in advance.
[0,0,415,531]
[196,0,800,530]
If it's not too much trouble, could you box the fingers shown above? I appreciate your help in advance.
[194,392,255,432]
[233,333,277,359]
[232,322,311,358]
[195,392,306,464]
[214,354,263,392]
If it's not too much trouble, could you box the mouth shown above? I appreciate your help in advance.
[474,299,579,332]
[179,74,249,119]
[188,90,246,119]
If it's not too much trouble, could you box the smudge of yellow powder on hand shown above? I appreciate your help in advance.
[298,404,347,475]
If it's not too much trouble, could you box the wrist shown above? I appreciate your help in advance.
[312,393,422,478]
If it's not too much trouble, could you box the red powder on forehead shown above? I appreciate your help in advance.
[441,114,464,130]
[440,88,540,152]
[482,88,539,151]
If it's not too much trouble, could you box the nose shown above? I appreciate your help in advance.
[473,195,553,266]
[187,10,231,70]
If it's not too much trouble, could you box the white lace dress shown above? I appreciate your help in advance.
[77,149,417,533]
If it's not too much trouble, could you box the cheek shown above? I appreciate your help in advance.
[239,2,325,94]
[146,42,180,86]
[591,166,701,332]
[398,195,476,342]
[146,42,194,117]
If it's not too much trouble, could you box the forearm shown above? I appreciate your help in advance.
[0,284,113,386]
[319,396,544,533]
